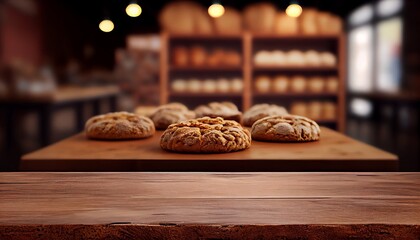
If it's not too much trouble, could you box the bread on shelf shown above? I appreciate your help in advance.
[213,7,242,34]
[307,76,325,93]
[273,75,289,93]
[300,8,319,35]
[307,101,323,120]
[319,52,337,66]
[186,79,202,93]
[190,46,207,66]
[216,78,231,93]
[290,102,307,117]
[255,75,271,93]
[286,50,305,66]
[172,79,187,92]
[290,75,307,92]
[172,47,189,66]
[254,50,272,66]
[323,102,336,119]
[231,78,243,93]
[243,3,277,33]
[304,50,321,66]
[326,76,339,93]
[202,79,217,93]
[274,12,298,35]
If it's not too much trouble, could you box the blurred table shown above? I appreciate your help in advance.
[21,127,398,171]
[0,86,120,148]
[0,172,419,239]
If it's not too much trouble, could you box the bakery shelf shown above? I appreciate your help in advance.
[252,65,338,71]
[252,92,338,98]
[170,66,243,72]
[169,92,242,97]
[251,34,341,40]
[161,32,346,132]
[168,34,243,40]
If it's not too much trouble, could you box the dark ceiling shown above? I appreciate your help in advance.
[57,0,372,35]
[41,0,372,69]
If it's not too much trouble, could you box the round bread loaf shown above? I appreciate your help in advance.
[243,3,276,33]
[251,115,320,142]
[160,117,251,153]
[243,104,288,127]
[195,101,242,123]
[213,7,242,34]
[150,103,196,130]
[85,112,155,140]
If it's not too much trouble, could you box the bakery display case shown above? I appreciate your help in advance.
[160,33,346,131]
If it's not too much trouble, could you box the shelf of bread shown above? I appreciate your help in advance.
[253,50,337,68]
[159,2,345,131]
[171,46,242,68]
[254,75,339,94]
[170,66,243,72]
[171,78,244,95]
[289,101,337,123]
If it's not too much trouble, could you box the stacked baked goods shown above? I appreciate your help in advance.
[160,2,342,35]
[243,104,288,127]
[172,78,243,94]
[160,117,251,153]
[85,112,155,140]
[255,75,338,93]
[172,46,241,67]
[254,50,336,67]
[195,101,242,123]
[290,101,336,120]
[148,102,196,130]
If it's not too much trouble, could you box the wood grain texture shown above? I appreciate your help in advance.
[0,172,419,239]
[21,127,398,171]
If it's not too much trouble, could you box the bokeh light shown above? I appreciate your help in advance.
[286,4,303,18]
[208,3,225,18]
[126,3,142,17]
[99,19,114,32]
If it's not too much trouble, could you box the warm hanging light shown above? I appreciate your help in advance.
[286,3,303,17]
[99,19,114,32]
[208,3,225,18]
[126,3,142,17]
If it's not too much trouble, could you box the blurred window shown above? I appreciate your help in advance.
[376,17,402,92]
[349,26,374,92]
[377,0,403,17]
[348,0,403,93]
[349,4,374,26]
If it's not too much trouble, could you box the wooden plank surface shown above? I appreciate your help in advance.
[0,86,120,104]
[21,127,398,171]
[0,172,419,239]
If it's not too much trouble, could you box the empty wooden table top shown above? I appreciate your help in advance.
[0,172,419,239]
[21,127,398,171]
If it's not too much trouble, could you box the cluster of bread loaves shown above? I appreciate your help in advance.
[173,46,241,67]
[85,102,321,154]
[255,75,339,94]
[172,78,243,94]
[254,50,336,67]
[160,2,342,35]
[291,101,336,120]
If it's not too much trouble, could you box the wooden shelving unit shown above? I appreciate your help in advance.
[160,32,346,132]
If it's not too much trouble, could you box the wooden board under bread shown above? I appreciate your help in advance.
[21,127,397,171]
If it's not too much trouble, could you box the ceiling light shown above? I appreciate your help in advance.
[99,19,114,33]
[286,3,302,18]
[126,3,142,17]
[208,3,225,18]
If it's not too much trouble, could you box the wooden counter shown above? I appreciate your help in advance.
[21,127,398,171]
[0,172,419,239]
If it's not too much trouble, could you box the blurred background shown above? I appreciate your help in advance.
[0,0,418,171]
